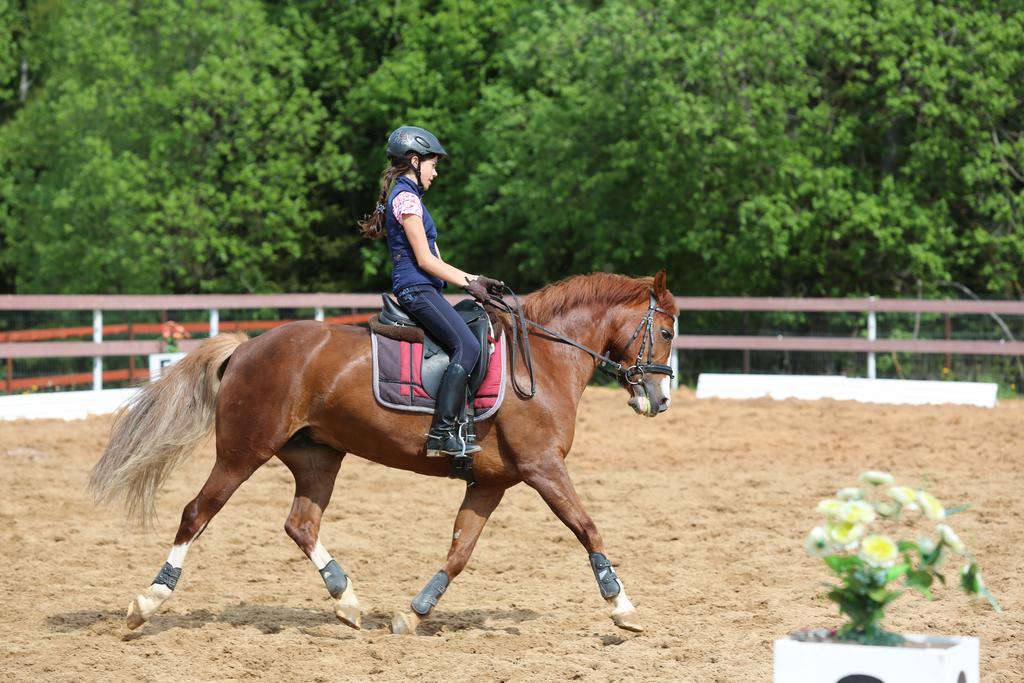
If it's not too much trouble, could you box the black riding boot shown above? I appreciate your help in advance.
[426,363,482,458]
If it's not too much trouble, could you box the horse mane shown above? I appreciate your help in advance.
[522,273,677,323]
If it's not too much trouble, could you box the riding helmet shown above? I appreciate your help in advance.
[387,125,448,160]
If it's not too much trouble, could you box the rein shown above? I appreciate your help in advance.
[485,287,675,399]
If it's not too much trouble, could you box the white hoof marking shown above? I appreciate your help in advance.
[391,611,421,635]
[607,584,644,633]
[334,580,362,630]
[126,583,173,629]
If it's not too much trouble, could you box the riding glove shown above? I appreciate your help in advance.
[463,277,491,303]
[475,275,505,295]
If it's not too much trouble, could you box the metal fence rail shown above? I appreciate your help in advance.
[675,296,1024,314]
[0,294,387,391]
[673,297,1024,380]
[2,294,1023,392]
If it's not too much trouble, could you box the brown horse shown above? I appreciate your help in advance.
[90,271,678,635]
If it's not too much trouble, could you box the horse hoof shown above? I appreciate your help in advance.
[611,609,644,633]
[334,602,361,630]
[391,611,421,635]
[607,589,643,633]
[332,580,361,629]
[126,599,146,630]
[125,584,172,630]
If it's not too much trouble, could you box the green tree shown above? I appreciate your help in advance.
[0,0,350,293]
[1,0,1021,299]
[447,0,1024,297]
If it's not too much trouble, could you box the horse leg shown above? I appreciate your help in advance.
[392,485,505,635]
[126,458,265,629]
[518,454,643,632]
[278,442,361,629]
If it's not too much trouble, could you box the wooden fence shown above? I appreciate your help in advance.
[2,294,1024,392]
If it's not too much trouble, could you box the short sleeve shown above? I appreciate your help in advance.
[392,192,423,222]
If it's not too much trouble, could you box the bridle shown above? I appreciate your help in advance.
[618,291,676,385]
[485,287,676,399]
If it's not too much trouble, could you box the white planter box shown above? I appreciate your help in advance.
[773,634,978,683]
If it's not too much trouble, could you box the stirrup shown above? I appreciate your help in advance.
[447,418,478,485]
[449,452,475,484]
[425,422,481,458]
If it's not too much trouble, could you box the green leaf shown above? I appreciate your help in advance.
[908,583,935,600]
[824,555,863,573]
[868,588,889,602]
[981,587,1003,613]
[905,570,935,590]
[886,563,910,582]
[960,563,980,593]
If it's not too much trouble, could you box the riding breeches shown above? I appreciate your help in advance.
[395,284,481,374]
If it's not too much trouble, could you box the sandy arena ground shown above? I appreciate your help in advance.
[1,387,1022,682]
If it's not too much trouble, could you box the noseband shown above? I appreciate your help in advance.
[486,288,675,398]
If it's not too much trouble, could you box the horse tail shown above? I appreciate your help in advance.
[89,332,248,527]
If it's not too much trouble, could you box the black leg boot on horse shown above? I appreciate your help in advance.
[425,363,481,461]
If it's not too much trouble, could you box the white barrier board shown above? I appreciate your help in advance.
[696,373,998,408]
[0,388,138,421]
[1,351,183,421]
[0,373,1000,420]
[148,352,186,380]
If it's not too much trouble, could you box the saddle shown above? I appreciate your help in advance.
[369,294,492,399]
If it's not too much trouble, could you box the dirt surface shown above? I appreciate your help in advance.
[2,387,1022,682]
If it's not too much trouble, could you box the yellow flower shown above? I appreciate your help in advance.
[937,524,966,554]
[889,486,918,508]
[817,499,843,518]
[861,534,899,567]
[918,491,945,520]
[804,526,829,557]
[837,487,863,501]
[874,501,899,518]
[839,500,876,524]
[827,522,866,550]
[859,470,895,486]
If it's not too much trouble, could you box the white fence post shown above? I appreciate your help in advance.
[92,309,103,391]
[867,296,877,380]
[209,308,219,337]
[314,306,325,322]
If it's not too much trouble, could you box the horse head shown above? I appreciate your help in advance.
[612,270,677,417]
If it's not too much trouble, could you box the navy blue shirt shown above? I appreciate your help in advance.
[385,176,445,292]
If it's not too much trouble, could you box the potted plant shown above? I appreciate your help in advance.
[148,320,190,380]
[774,470,1000,683]
[160,320,190,353]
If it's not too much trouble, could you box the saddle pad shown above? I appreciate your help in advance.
[370,332,506,421]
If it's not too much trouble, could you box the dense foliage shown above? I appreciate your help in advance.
[0,0,1022,297]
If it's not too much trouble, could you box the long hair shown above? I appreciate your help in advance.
[89,332,248,527]
[358,156,416,239]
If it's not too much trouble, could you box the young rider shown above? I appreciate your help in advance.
[359,125,503,458]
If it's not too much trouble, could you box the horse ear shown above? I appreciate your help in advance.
[653,269,667,295]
